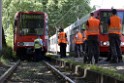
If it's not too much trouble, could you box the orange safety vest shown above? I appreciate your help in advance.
[87,17,100,36]
[58,32,67,44]
[74,32,83,44]
[108,15,121,34]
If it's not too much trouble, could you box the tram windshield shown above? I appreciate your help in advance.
[100,11,124,34]
[117,12,124,34]
[100,11,111,34]
[19,14,44,35]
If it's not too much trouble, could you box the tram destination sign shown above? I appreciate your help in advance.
[21,14,44,19]
[20,14,43,28]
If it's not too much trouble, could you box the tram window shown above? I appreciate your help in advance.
[100,11,111,34]
[117,12,124,34]
[100,11,124,34]
[19,28,28,35]
[19,14,44,35]
[122,13,124,34]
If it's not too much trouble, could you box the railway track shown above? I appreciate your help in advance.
[0,64,11,81]
[0,60,87,83]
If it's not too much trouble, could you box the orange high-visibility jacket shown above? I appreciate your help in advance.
[58,32,67,44]
[108,15,121,34]
[87,17,100,36]
[74,32,83,44]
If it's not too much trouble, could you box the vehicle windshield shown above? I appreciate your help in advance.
[117,12,124,34]
[19,14,44,35]
[100,11,111,34]
[100,11,124,34]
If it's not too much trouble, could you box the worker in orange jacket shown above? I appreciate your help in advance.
[73,29,84,57]
[108,9,122,63]
[86,13,100,64]
[58,28,67,58]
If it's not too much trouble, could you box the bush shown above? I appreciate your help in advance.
[1,46,14,59]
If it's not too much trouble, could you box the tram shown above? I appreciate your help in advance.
[13,11,48,59]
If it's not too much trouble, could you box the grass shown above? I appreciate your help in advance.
[90,65,124,80]
[60,59,124,81]
[0,46,17,66]
[0,55,11,66]
[42,53,124,81]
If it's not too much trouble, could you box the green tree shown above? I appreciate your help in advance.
[2,0,92,45]
[46,0,92,35]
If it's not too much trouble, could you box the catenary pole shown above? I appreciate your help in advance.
[0,0,2,51]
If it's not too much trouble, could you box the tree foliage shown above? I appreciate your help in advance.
[2,0,92,41]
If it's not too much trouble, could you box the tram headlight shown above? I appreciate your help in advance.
[102,41,109,46]
[121,42,124,46]
[17,42,24,46]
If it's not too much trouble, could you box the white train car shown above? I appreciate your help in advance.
[49,14,90,53]
[66,14,90,52]
[49,34,59,53]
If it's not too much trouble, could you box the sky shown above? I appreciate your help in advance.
[90,0,124,9]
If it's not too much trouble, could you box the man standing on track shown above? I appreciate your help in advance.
[58,28,68,58]
[34,36,44,61]
[86,13,100,64]
[108,9,123,63]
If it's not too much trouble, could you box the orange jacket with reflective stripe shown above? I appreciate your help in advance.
[108,15,121,34]
[87,17,100,36]
[58,32,67,44]
[74,32,83,44]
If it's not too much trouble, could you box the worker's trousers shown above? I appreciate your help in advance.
[87,35,100,63]
[75,44,83,57]
[109,34,122,62]
[34,48,44,61]
[60,43,67,58]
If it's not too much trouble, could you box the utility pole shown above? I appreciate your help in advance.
[0,0,2,51]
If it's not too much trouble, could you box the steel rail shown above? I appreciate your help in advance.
[0,60,20,83]
[43,61,75,83]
